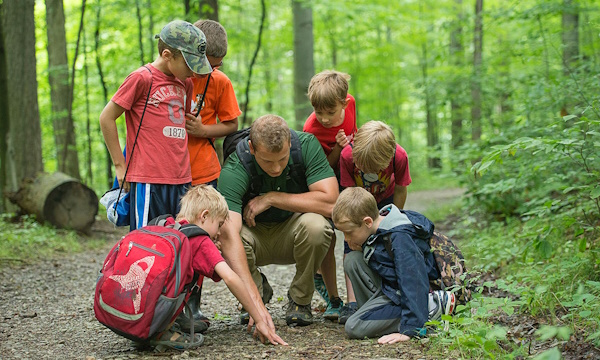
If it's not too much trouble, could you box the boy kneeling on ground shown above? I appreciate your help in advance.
[332,187,455,343]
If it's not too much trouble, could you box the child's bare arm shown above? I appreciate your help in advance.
[99,101,128,191]
[393,186,408,209]
[214,262,288,345]
[185,115,238,138]
[327,129,350,168]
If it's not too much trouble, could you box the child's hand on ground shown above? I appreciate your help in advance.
[377,333,410,344]
[335,129,351,148]
[185,113,208,137]
[253,321,288,346]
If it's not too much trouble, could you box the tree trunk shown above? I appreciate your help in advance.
[0,3,8,213]
[199,0,218,21]
[471,0,483,141]
[147,0,154,63]
[562,0,579,74]
[135,0,145,66]
[94,3,113,188]
[46,0,80,179]
[292,0,314,128]
[450,0,464,150]
[241,0,265,126]
[3,0,44,195]
[7,172,98,232]
[421,34,440,169]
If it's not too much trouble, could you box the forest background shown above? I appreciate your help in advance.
[1,0,600,358]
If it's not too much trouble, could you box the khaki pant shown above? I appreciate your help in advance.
[240,213,333,305]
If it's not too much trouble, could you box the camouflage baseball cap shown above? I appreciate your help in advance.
[155,20,212,75]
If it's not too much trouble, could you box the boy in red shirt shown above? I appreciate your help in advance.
[303,70,358,322]
[150,185,287,350]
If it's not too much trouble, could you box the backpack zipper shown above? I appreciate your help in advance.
[137,229,183,295]
[125,241,166,257]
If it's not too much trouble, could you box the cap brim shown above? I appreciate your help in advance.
[182,52,212,75]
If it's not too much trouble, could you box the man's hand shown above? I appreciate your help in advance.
[185,113,208,138]
[243,193,272,227]
[334,129,351,148]
[377,333,410,344]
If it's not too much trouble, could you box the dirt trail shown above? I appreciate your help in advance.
[0,189,463,360]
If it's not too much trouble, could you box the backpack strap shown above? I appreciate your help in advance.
[236,138,262,198]
[288,131,306,187]
[178,223,209,239]
[148,214,173,226]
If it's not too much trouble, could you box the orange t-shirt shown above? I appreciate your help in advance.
[188,69,241,185]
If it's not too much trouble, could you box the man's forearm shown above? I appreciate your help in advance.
[265,190,336,218]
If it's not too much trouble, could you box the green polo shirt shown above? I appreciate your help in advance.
[217,131,335,223]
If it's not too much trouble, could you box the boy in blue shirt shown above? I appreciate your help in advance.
[332,187,455,342]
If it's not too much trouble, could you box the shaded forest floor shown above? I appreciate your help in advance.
[1,188,598,359]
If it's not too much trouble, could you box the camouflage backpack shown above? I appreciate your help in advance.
[382,230,472,305]
[427,232,472,305]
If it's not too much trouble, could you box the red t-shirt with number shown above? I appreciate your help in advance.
[111,64,193,184]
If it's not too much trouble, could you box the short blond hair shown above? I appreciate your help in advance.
[333,187,379,228]
[194,19,228,58]
[307,70,350,111]
[249,114,291,152]
[177,184,229,223]
[353,121,396,173]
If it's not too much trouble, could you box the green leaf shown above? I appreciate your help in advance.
[579,310,592,318]
[532,347,562,360]
[579,238,587,252]
[590,186,600,199]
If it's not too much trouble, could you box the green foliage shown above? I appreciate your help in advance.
[0,214,106,266]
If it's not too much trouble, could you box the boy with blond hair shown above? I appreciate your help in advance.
[332,187,455,343]
[100,20,212,232]
[302,70,357,322]
[153,185,286,349]
[340,120,411,210]
[180,18,242,333]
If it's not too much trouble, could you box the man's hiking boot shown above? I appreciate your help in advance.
[338,302,357,325]
[285,293,313,326]
[323,296,343,321]
[240,272,273,325]
[313,273,330,305]
[428,290,456,331]
[175,287,209,333]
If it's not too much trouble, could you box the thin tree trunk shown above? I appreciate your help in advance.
[94,3,113,188]
[562,0,579,74]
[46,0,81,179]
[471,0,483,141]
[83,27,92,186]
[184,0,190,16]
[292,0,314,127]
[147,0,154,63]
[3,0,44,195]
[135,0,145,66]
[0,3,8,213]
[420,30,440,169]
[242,0,265,126]
[199,0,218,21]
[450,0,464,150]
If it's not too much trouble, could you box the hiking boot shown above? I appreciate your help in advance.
[175,287,209,333]
[285,293,313,326]
[428,290,456,331]
[240,272,273,325]
[323,296,343,321]
[313,273,330,305]
[338,302,358,325]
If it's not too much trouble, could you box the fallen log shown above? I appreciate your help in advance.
[7,171,98,232]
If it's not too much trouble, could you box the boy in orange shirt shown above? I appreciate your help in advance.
[180,19,241,332]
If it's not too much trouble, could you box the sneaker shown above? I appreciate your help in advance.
[338,302,358,325]
[323,297,343,321]
[428,290,456,331]
[175,310,209,333]
[313,273,330,305]
[240,272,273,325]
[285,293,313,326]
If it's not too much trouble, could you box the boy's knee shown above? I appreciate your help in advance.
[344,316,363,339]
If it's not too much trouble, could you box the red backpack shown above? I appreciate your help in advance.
[94,215,207,342]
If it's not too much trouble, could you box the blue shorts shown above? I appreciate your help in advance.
[129,182,191,231]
